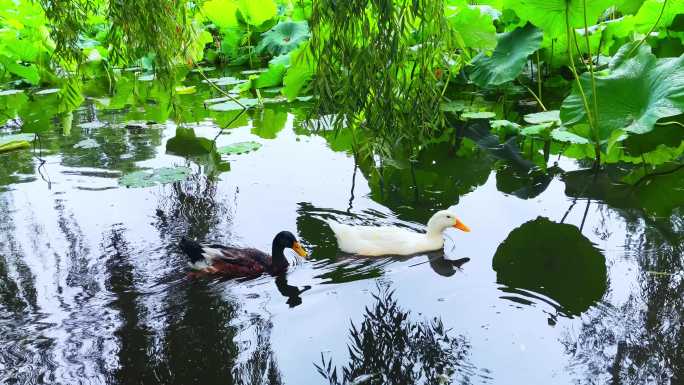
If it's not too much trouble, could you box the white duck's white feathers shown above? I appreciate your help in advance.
[327,210,468,256]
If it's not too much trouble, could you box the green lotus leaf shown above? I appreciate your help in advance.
[257,21,310,56]
[462,111,496,120]
[560,44,684,138]
[524,110,560,125]
[551,128,591,144]
[520,122,554,136]
[469,24,543,88]
[440,100,468,112]
[208,98,259,111]
[0,133,34,154]
[503,0,614,38]
[217,141,262,155]
[119,167,191,188]
[238,0,277,26]
[447,6,497,51]
[493,217,607,315]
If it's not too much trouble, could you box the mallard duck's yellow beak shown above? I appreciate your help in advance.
[292,241,308,258]
[453,219,471,232]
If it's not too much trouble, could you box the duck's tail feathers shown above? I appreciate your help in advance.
[179,237,205,263]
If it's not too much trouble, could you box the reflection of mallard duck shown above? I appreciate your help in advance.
[179,231,308,277]
[327,210,470,256]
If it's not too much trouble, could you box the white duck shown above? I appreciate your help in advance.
[327,210,470,256]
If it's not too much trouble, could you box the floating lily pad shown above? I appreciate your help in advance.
[202,77,246,86]
[137,74,155,81]
[491,120,521,130]
[440,100,468,112]
[0,133,34,154]
[0,89,23,96]
[78,121,106,129]
[240,69,268,76]
[208,98,259,111]
[175,86,197,95]
[119,167,191,188]
[73,138,100,149]
[551,128,590,144]
[217,141,262,155]
[462,111,496,120]
[524,110,561,125]
[520,122,554,136]
[35,88,60,95]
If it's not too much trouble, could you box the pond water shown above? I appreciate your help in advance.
[0,69,681,385]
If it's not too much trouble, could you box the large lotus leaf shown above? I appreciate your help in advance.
[617,0,645,14]
[282,44,315,101]
[469,24,543,88]
[202,0,238,28]
[119,167,191,188]
[632,0,684,33]
[503,0,614,38]
[238,0,277,26]
[447,6,497,51]
[493,217,607,315]
[561,44,684,138]
[257,21,310,56]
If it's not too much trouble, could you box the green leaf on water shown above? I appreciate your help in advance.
[119,167,191,188]
[462,111,496,120]
[208,98,259,111]
[524,110,561,125]
[440,100,468,112]
[217,141,262,155]
[550,128,591,144]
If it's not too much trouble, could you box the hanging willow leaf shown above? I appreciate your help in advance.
[469,23,543,88]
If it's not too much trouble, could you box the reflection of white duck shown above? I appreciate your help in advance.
[327,210,470,256]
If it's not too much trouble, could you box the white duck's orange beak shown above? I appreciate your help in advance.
[453,219,471,232]
[292,241,309,258]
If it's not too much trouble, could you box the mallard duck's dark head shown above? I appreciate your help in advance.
[272,231,308,258]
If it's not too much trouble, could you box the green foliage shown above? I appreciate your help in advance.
[311,0,457,159]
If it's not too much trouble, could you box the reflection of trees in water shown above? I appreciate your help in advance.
[566,215,683,384]
[154,173,231,242]
[317,286,479,385]
[232,318,284,385]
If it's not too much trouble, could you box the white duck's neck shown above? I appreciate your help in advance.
[425,219,447,241]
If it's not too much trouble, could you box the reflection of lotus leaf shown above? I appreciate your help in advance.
[166,128,214,156]
[119,167,191,188]
[493,217,607,316]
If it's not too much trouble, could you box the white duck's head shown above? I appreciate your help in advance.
[426,210,470,236]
